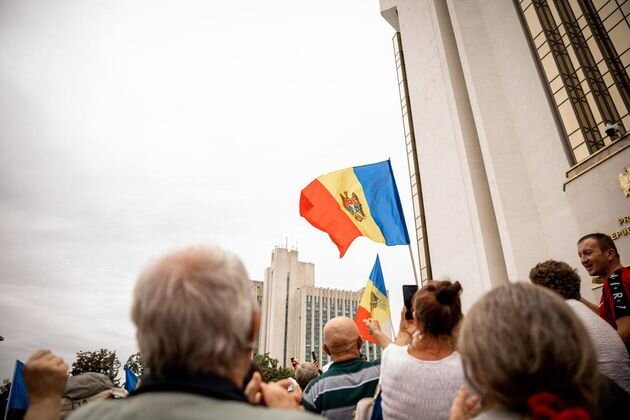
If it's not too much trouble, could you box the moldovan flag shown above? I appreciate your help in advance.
[299,160,409,257]
[124,366,140,392]
[7,360,28,411]
[355,255,392,344]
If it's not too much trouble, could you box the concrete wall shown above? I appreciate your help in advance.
[445,0,586,289]
[380,0,508,310]
[565,144,630,268]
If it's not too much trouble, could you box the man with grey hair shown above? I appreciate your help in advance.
[68,245,319,420]
[301,316,380,419]
[294,362,320,392]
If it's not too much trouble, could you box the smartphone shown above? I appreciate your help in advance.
[311,351,317,362]
[402,284,419,320]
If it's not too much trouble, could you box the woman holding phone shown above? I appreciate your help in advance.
[365,280,465,420]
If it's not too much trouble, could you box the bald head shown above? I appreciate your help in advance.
[323,317,361,360]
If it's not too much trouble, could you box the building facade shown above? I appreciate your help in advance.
[379,0,630,308]
[257,247,381,367]
[250,280,264,355]
[296,286,382,366]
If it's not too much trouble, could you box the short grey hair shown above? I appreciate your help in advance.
[295,362,319,390]
[131,245,256,377]
[458,282,598,414]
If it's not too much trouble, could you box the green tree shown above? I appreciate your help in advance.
[0,378,10,416]
[71,349,121,386]
[253,353,293,382]
[125,352,145,376]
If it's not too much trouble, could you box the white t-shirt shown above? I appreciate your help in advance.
[379,344,464,420]
[567,299,630,393]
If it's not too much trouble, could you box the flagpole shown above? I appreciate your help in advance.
[408,244,420,286]
[388,314,396,339]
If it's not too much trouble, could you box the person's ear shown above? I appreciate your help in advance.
[323,344,331,356]
[249,310,260,345]
[357,337,363,350]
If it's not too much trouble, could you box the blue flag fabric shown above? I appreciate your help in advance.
[370,254,388,297]
[124,366,139,392]
[7,360,28,410]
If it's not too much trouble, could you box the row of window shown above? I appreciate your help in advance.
[304,296,361,363]
[305,309,353,318]
[306,298,358,318]
[393,32,432,285]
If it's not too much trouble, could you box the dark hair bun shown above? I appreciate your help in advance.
[436,281,462,305]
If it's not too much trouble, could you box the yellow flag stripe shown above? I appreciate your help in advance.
[358,280,391,324]
[318,168,386,244]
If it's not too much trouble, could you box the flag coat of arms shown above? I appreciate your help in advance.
[299,160,409,257]
[355,255,392,343]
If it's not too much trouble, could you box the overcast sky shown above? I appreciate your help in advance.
[0,0,418,379]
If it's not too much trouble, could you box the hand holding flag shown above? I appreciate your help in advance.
[23,350,68,404]
[6,350,68,420]
[355,255,392,344]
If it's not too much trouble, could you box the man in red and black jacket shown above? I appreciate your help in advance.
[578,233,630,352]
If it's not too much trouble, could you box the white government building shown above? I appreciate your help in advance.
[379,0,630,307]
[252,247,381,368]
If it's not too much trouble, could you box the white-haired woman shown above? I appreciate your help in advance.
[453,282,599,420]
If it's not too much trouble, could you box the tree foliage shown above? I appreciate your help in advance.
[0,378,10,401]
[71,349,121,386]
[0,378,10,415]
[125,352,145,376]
[253,353,293,382]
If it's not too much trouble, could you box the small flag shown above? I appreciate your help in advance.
[124,366,139,392]
[355,255,392,343]
[7,360,28,410]
[300,160,409,257]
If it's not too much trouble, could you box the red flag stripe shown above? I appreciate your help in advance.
[299,179,362,257]
[355,305,377,344]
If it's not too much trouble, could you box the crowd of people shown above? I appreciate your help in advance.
[16,232,630,419]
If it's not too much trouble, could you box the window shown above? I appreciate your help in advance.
[393,32,432,285]
[519,0,630,163]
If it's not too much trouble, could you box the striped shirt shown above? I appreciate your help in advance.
[301,358,380,420]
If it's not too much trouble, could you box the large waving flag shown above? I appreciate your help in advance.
[124,366,140,392]
[299,160,409,257]
[355,255,392,344]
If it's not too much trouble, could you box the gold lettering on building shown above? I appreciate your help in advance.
[612,214,630,240]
